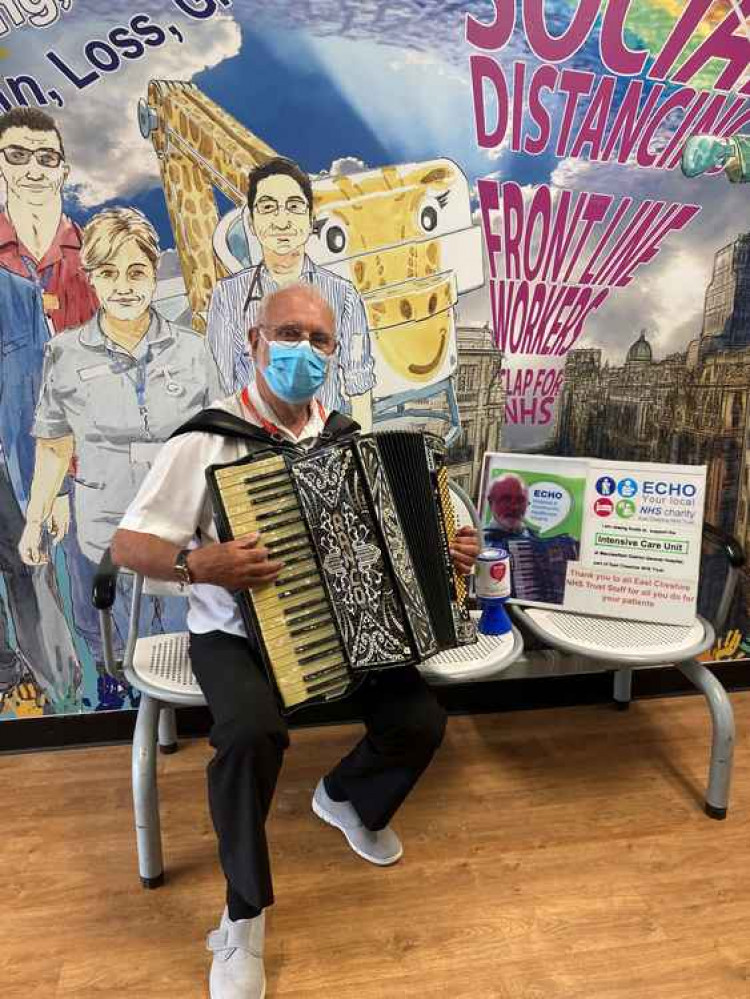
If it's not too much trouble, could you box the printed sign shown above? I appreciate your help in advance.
[480,454,706,625]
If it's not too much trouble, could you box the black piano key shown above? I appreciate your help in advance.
[262,529,308,547]
[243,485,295,505]
[275,567,316,587]
[285,600,329,628]
[285,596,328,618]
[244,473,290,494]
[294,634,341,657]
[267,552,311,571]
[287,616,332,640]
[266,538,310,558]
[244,470,292,486]
[302,662,348,684]
[298,642,341,665]
[256,510,303,528]
[305,672,349,695]
[276,580,319,599]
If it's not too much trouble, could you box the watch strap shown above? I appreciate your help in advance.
[174,548,193,585]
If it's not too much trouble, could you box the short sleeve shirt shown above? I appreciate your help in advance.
[0,212,98,334]
[33,309,211,559]
[118,383,327,638]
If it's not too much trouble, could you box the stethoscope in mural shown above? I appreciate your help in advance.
[242,263,314,313]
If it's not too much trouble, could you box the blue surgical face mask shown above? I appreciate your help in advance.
[261,337,329,403]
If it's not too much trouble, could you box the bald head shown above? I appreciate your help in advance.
[257,283,335,333]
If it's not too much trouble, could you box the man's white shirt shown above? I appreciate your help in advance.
[118,383,326,638]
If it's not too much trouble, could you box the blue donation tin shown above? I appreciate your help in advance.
[475,547,512,636]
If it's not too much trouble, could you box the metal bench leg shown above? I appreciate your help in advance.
[613,668,632,711]
[133,692,165,887]
[677,660,735,820]
[158,705,178,755]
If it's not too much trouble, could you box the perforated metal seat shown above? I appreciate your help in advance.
[521,609,710,664]
[419,626,522,684]
[131,633,201,698]
[129,625,523,694]
[128,626,523,695]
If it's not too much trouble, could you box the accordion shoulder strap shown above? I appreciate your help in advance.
[317,410,361,443]
[169,407,360,450]
[169,408,275,448]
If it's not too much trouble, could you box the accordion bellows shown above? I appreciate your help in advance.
[207,430,476,711]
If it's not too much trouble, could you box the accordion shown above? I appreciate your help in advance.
[505,535,580,604]
[207,430,476,712]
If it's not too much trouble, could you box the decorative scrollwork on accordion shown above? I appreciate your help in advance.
[292,448,413,667]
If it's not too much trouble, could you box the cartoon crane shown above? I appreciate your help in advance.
[138,80,485,439]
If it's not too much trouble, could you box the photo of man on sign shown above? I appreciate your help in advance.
[481,457,584,605]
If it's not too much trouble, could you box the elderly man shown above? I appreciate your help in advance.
[485,473,535,543]
[112,283,479,999]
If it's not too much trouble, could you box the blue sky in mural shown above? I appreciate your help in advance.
[77,22,510,246]
[4,0,748,363]
[54,0,697,245]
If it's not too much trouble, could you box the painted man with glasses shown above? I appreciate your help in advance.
[205,156,375,431]
[0,108,92,711]
[0,107,97,333]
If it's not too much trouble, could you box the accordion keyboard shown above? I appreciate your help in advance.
[213,454,351,709]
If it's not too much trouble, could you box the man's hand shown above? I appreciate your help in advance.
[188,534,283,591]
[450,525,481,576]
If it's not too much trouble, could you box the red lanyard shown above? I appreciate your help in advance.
[240,386,326,437]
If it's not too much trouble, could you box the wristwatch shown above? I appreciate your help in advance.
[174,548,194,588]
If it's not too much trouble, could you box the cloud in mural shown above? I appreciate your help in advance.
[325,157,369,176]
[279,31,497,179]
[29,12,242,207]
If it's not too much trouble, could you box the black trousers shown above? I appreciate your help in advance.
[189,630,447,913]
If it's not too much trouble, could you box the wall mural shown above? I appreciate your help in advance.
[1,0,750,720]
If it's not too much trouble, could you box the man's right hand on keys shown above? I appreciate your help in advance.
[188,534,284,590]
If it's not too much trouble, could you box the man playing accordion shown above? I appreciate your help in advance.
[112,282,480,999]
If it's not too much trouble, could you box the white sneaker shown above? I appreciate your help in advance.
[312,778,403,866]
[207,907,266,999]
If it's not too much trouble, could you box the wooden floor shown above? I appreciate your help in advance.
[3,691,750,999]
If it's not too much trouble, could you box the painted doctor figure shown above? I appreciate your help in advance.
[20,207,210,693]
[205,157,375,431]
